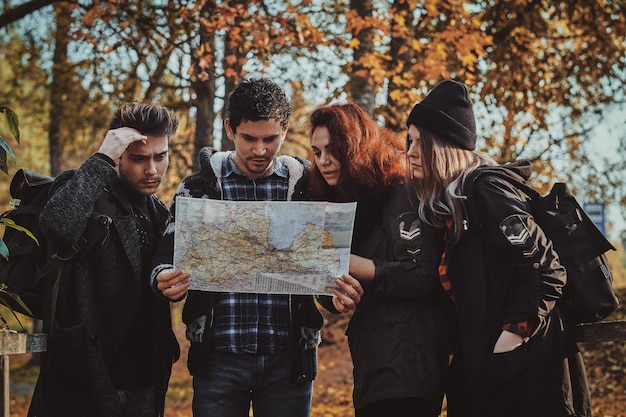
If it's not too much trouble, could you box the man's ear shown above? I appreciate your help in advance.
[280,123,289,141]
[224,118,235,141]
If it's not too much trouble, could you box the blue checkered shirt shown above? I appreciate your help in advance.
[212,155,292,354]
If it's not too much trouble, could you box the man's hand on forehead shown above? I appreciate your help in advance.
[97,127,148,164]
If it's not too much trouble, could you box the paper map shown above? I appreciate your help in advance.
[173,197,356,295]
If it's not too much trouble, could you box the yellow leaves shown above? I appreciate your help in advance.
[349,38,361,49]
[408,38,425,52]
[388,89,405,104]
[388,73,419,108]
[461,54,478,67]
[391,74,414,89]
[425,2,439,17]
[395,14,406,28]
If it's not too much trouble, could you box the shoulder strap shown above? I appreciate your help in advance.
[42,193,117,341]
[43,194,116,266]
[465,165,541,204]
[464,165,542,233]
[466,166,540,200]
[180,172,213,200]
[466,166,615,256]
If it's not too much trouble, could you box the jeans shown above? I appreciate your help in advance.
[192,351,313,417]
[118,386,155,417]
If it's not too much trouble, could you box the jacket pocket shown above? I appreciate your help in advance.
[484,342,529,385]
[485,314,564,386]
[48,322,89,385]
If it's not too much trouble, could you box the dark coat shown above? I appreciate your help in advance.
[28,156,179,417]
[346,185,451,412]
[150,148,324,383]
[445,164,591,417]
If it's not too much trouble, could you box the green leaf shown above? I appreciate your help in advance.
[3,293,32,318]
[0,287,32,325]
[0,239,8,260]
[0,218,39,244]
[0,148,8,175]
[0,135,16,159]
[5,108,20,144]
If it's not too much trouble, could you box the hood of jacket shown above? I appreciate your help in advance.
[197,147,310,201]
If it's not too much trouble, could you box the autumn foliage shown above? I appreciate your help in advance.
[1,1,624,206]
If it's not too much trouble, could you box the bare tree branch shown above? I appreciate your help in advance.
[0,0,67,29]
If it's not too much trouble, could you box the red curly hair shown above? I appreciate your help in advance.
[309,103,406,202]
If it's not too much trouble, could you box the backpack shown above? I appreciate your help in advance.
[0,168,114,321]
[466,163,618,324]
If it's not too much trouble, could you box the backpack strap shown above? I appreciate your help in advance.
[464,165,541,230]
[466,165,540,200]
[42,193,117,348]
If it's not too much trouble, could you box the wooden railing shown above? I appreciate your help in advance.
[575,320,626,343]
[0,332,46,417]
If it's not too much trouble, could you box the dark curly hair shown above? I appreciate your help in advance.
[108,102,179,136]
[226,77,292,132]
[309,103,406,202]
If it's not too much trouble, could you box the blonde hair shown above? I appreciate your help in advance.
[409,127,497,240]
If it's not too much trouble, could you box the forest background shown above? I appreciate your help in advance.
[1,0,626,416]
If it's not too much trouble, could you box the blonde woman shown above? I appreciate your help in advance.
[406,80,591,417]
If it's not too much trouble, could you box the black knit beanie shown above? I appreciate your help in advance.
[406,80,477,151]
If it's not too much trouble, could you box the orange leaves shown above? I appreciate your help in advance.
[425,1,440,17]
[223,54,237,66]
[337,0,493,115]
[224,68,239,78]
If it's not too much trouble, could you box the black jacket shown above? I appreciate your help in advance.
[28,156,179,417]
[445,163,590,417]
[150,148,324,383]
[346,185,451,412]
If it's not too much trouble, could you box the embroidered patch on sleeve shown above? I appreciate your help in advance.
[499,214,538,257]
[398,212,421,241]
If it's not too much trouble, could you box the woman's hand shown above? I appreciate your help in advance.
[493,330,527,353]
[331,274,364,313]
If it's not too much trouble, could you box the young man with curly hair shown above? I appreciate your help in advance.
[151,77,362,417]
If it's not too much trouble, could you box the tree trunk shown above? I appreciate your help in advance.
[349,0,376,116]
[48,3,72,175]
[385,0,416,132]
[192,2,218,170]
[220,0,246,152]
[193,75,217,171]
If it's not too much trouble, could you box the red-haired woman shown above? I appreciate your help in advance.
[309,103,451,417]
